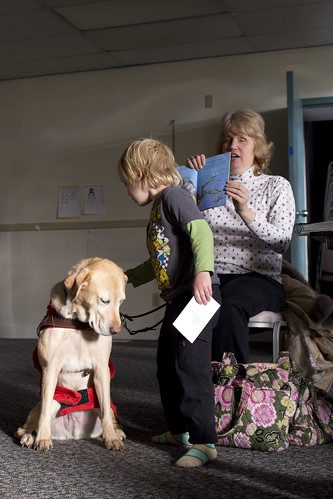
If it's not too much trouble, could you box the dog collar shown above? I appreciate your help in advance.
[37,304,95,337]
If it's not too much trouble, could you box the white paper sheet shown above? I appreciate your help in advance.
[57,186,81,218]
[83,184,106,215]
[173,296,220,343]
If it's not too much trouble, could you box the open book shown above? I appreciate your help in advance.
[178,152,231,211]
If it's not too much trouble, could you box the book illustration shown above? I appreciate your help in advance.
[197,176,226,208]
[178,152,231,211]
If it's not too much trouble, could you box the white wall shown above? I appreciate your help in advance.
[1,45,333,337]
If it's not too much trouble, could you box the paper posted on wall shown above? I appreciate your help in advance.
[83,185,107,215]
[57,186,81,218]
[173,296,220,343]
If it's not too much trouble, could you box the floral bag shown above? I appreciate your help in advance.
[212,352,333,452]
[287,370,333,447]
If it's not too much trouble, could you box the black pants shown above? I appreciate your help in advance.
[212,272,285,363]
[156,286,219,444]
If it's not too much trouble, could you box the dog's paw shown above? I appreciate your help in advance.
[34,438,53,452]
[15,427,27,440]
[21,433,36,448]
[104,436,125,451]
[15,427,36,448]
[115,428,126,441]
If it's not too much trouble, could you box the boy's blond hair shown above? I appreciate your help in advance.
[216,109,274,175]
[118,138,181,188]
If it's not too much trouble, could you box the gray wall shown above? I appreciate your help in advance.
[1,45,333,337]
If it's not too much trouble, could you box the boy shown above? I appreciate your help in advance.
[118,138,218,468]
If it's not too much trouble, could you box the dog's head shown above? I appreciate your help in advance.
[51,257,127,336]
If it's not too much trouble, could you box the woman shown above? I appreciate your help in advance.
[187,109,296,362]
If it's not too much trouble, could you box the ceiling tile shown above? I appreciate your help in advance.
[54,0,225,30]
[84,13,241,51]
[0,0,39,15]
[113,37,254,65]
[38,1,102,5]
[235,3,333,35]
[223,0,327,11]
[250,26,333,51]
[0,0,332,80]
[0,10,76,42]
[0,34,100,65]
[0,52,120,80]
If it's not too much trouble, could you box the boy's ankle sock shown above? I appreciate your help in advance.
[151,431,192,448]
[175,444,217,468]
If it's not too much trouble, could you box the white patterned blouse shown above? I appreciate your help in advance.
[203,166,296,282]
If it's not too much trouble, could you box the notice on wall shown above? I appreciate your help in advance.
[57,186,81,218]
[83,184,107,215]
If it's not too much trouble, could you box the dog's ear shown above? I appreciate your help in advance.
[64,267,91,293]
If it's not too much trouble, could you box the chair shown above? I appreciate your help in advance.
[248,311,287,361]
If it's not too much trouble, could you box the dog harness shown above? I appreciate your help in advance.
[37,304,95,336]
[34,305,118,419]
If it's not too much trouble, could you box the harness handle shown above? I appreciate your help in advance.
[120,303,166,335]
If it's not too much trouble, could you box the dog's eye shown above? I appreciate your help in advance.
[100,298,110,305]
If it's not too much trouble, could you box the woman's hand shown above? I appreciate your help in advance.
[187,154,206,171]
[226,180,255,224]
[193,271,212,305]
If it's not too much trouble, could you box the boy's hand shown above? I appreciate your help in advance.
[193,271,212,305]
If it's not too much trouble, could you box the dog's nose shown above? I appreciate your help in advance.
[111,321,122,334]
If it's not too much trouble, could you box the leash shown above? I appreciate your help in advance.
[120,303,166,335]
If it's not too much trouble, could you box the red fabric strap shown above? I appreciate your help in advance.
[32,346,118,420]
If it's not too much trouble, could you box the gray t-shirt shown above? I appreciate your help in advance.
[147,186,204,302]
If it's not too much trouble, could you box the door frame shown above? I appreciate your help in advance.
[287,71,308,279]
[287,71,333,279]
[302,97,333,108]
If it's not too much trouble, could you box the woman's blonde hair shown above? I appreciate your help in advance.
[118,138,181,188]
[216,109,274,175]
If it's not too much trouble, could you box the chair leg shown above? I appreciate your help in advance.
[272,321,285,361]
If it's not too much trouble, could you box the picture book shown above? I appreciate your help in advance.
[178,152,231,211]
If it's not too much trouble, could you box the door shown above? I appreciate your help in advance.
[287,71,308,280]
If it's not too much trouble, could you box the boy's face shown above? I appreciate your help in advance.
[126,178,152,206]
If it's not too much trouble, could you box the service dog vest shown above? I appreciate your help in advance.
[34,305,118,419]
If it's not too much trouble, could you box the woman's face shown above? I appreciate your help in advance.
[222,132,255,175]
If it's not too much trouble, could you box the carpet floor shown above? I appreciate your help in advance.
[0,339,332,499]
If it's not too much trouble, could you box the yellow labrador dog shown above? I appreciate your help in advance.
[16,257,127,451]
